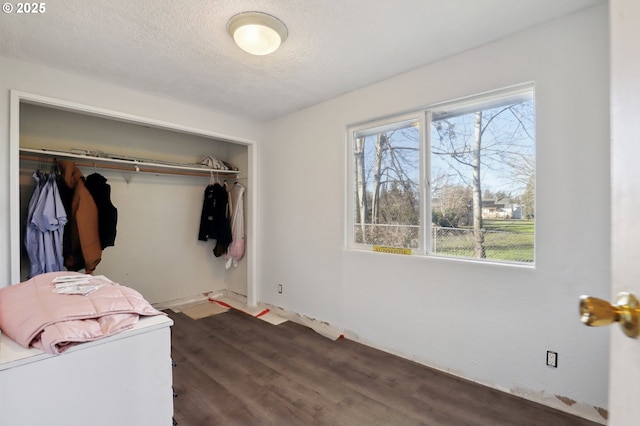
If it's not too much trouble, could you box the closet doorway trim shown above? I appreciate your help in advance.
[9,90,258,306]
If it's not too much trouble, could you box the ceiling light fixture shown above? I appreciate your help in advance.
[227,12,288,56]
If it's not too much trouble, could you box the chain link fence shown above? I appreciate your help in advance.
[432,226,534,263]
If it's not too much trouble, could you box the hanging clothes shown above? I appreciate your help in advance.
[24,169,68,278]
[85,173,118,249]
[25,170,44,278]
[225,182,245,269]
[58,160,102,274]
[198,182,232,257]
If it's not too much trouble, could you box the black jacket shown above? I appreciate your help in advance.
[198,183,232,256]
[84,173,118,249]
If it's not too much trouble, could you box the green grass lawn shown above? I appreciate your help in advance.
[434,220,534,262]
[483,219,534,234]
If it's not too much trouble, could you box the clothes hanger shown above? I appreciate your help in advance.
[50,158,60,177]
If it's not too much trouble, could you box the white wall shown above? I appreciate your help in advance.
[0,56,261,298]
[260,5,610,422]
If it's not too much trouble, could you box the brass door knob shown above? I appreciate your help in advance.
[579,292,640,338]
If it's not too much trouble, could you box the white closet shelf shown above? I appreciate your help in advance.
[19,148,240,178]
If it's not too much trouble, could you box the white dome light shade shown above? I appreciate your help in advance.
[227,12,288,56]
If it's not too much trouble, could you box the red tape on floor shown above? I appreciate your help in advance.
[209,299,233,309]
[209,298,270,318]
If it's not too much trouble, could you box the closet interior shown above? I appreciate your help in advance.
[17,102,250,305]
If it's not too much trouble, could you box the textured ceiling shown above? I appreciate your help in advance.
[0,0,605,121]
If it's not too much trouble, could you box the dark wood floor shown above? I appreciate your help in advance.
[168,309,600,426]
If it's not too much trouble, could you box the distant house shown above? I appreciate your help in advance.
[482,197,522,219]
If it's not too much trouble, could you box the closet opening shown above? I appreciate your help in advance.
[9,91,258,307]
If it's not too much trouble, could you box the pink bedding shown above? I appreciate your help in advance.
[0,271,165,354]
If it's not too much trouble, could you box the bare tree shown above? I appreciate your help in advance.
[354,136,367,238]
[431,172,472,227]
[354,124,420,246]
[472,111,485,257]
[370,133,387,226]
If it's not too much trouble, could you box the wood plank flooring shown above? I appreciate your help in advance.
[168,309,601,426]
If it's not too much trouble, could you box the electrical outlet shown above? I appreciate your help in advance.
[546,350,558,368]
[277,284,283,294]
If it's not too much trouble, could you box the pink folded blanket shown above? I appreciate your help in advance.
[0,271,165,354]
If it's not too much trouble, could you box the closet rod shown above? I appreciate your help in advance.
[19,148,240,178]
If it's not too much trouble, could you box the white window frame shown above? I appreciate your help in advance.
[347,111,426,254]
[346,83,535,266]
[347,112,426,253]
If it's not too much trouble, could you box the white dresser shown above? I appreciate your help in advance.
[0,315,174,426]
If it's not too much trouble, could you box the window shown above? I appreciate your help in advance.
[352,115,423,250]
[348,85,535,264]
